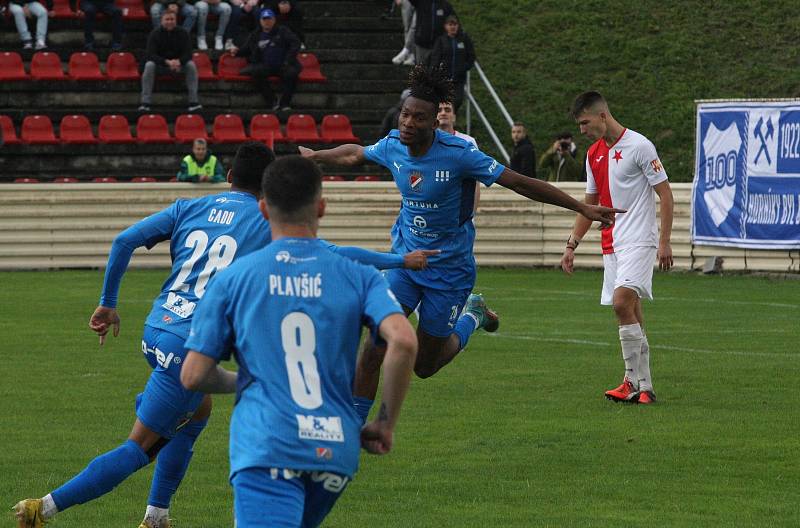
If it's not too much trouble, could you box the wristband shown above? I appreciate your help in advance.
[566,235,580,251]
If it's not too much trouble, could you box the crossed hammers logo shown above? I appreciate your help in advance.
[753,117,774,165]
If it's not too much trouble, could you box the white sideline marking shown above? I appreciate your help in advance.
[484,333,796,359]
[483,291,798,309]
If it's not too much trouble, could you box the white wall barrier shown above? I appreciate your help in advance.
[0,182,797,272]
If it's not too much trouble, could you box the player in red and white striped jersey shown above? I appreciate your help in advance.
[561,91,674,404]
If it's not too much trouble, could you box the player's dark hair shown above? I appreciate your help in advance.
[571,91,606,119]
[231,141,275,194]
[407,64,454,111]
[262,155,322,223]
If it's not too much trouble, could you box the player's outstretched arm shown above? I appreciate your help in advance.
[298,144,366,166]
[561,193,599,275]
[329,243,440,270]
[495,168,624,228]
[181,351,237,393]
[654,180,674,271]
[361,313,417,455]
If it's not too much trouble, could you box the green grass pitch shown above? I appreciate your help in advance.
[2,268,798,527]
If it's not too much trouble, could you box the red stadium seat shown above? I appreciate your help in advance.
[136,114,173,143]
[92,177,118,183]
[249,114,285,143]
[14,178,40,183]
[132,177,158,182]
[297,53,326,83]
[21,115,58,144]
[98,114,134,143]
[54,177,80,183]
[106,52,140,80]
[217,54,249,81]
[116,0,148,20]
[321,114,360,143]
[68,52,105,80]
[322,175,344,182]
[0,116,22,145]
[174,114,208,143]
[30,52,65,80]
[212,114,248,143]
[192,52,217,81]
[354,175,381,182]
[51,0,78,18]
[285,114,321,143]
[59,115,98,144]
[0,52,28,81]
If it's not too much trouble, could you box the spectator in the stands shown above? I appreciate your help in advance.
[391,0,416,66]
[139,11,202,112]
[74,0,124,51]
[177,138,226,182]
[510,122,536,178]
[269,0,304,49]
[150,0,198,33]
[379,88,411,138]
[227,0,259,39]
[229,8,302,111]
[8,0,53,50]
[428,13,474,110]
[194,0,232,50]
[409,0,453,66]
[538,131,584,182]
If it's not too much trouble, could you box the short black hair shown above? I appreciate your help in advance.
[407,64,454,109]
[261,155,322,223]
[571,91,606,119]
[512,121,525,129]
[556,131,574,140]
[231,141,275,194]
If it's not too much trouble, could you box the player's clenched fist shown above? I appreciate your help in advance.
[360,421,394,455]
[403,249,441,270]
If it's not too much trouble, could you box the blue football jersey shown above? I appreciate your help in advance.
[98,191,271,340]
[184,237,403,478]
[364,129,505,289]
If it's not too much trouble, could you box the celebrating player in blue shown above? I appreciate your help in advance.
[13,143,431,528]
[180,155,418,528]
[300,65,624,421]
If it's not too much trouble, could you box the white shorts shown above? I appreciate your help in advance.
[601,246,657,305]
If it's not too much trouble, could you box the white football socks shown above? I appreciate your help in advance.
[638,333,653,392]
[144,505,169,527]
[618,323,643,390]
[41,494,57,520]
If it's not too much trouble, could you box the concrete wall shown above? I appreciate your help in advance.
[0,182,797,272]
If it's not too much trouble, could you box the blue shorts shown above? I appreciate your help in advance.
[232,467,349,528]
[136,325,204,439]
[385,268,471,338]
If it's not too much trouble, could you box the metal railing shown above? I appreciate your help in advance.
[464,61,514,163]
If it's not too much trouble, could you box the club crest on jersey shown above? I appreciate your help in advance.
[409,171,423,192]
[316,447,333,460]
[651,159,663,172]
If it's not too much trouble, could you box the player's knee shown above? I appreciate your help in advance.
[193,394,213,421]
[413,362,438,379]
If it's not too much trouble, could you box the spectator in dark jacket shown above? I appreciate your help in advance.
[269,0,304,47]
[8,0,53,49]
[538,132,584,182]
[409,0,453,66]
[230,8,302,111]
[429,14,474,110]
[139,11,201,112]
[71,0,123,50]
[510,122,536,178]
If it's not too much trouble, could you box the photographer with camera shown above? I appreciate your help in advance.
[538,131,583,182]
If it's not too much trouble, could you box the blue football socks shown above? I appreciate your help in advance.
[148,418,208,508]
[51,439,149,511]
[453,313,480,351]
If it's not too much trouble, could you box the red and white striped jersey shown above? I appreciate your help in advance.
[585,128,668,254]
